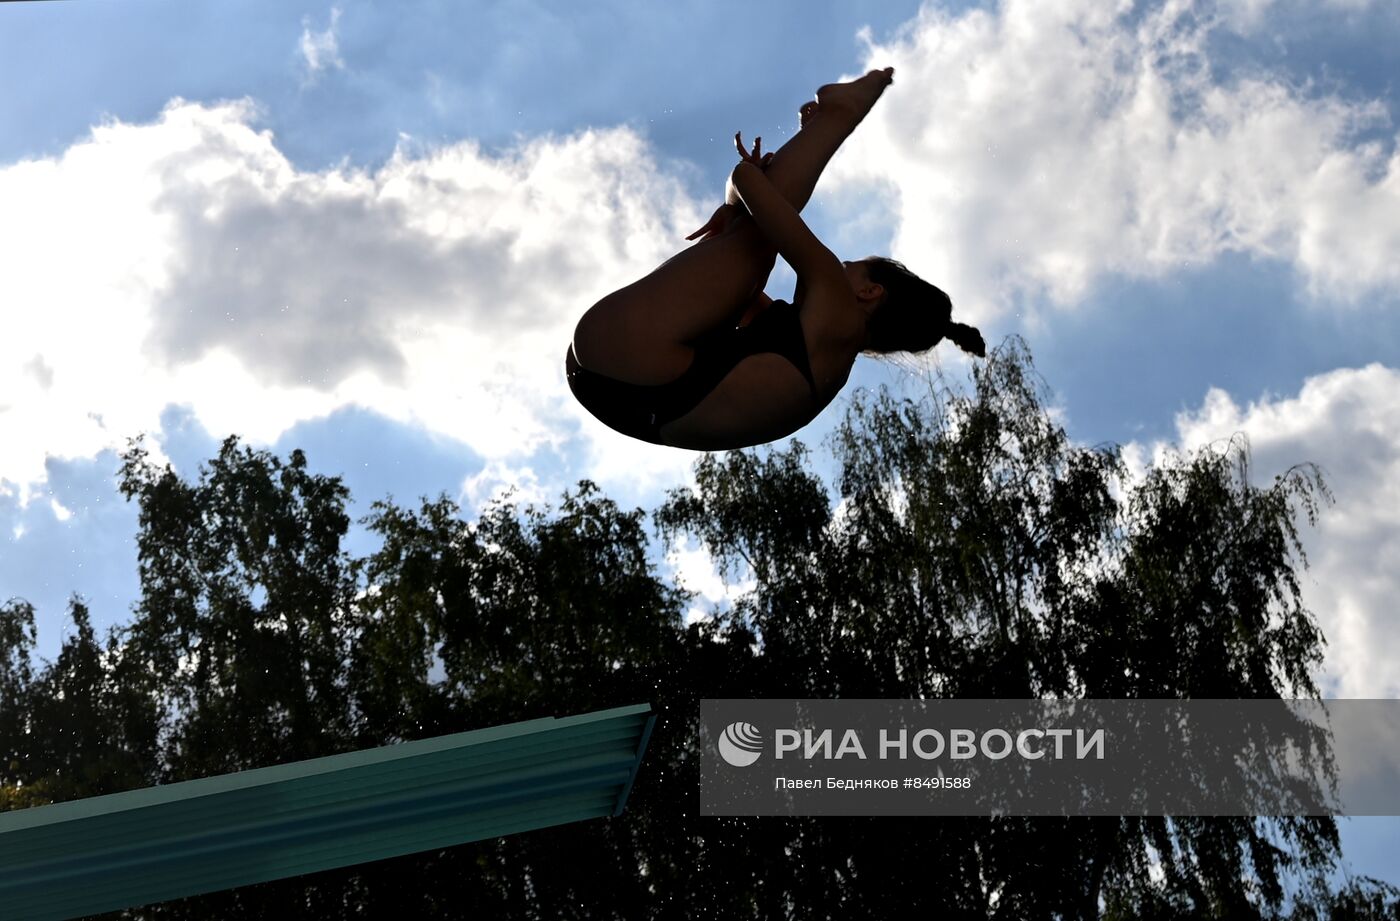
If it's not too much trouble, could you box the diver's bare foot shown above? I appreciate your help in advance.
[813,67,895,125]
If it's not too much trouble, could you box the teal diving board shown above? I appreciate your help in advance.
[0,702,656,921]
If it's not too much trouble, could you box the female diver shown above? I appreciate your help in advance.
[566,66,985,451]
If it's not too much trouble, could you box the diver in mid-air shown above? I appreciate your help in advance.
[566,67,984,450]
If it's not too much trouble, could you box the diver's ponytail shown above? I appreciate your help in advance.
[863,257,984,358]
[943,320,985,358]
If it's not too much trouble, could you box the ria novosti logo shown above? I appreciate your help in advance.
[717,721,763,767]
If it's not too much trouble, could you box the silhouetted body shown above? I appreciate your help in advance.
[567,68,984,450]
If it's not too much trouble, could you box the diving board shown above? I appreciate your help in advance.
[0,702,656,921]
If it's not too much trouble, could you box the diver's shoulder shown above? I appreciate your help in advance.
[794,287,866,348]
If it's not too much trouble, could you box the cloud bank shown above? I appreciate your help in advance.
[1126,364,1400,697]
[0,98,708,506]
[826,0,1400,320]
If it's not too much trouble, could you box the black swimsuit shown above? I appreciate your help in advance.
[566,299,818,445]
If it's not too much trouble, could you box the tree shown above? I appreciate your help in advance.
[0,599,39,811]
[652,338,1346,918]
[116,435,359,780]
[3,338,1396,919]
[334,484,691,918]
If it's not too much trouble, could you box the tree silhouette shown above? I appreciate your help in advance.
[1,338,1395,919]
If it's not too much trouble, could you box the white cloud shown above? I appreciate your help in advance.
[0,98,705,508]
[1128,364,1400,697]
[461,460,547,515]
[299,7,345,82]
[1217,0,1376,33]
[825,0,1400,322]
[665,534,756,626]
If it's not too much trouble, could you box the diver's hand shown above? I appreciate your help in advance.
[688,132,776,242]
[686,202,740,242]
[734,132,775,170]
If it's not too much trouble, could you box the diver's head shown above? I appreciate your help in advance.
[842,258,885,310]
[856,256,985,358]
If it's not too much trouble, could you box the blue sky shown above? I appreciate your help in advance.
[3,0,1400,889]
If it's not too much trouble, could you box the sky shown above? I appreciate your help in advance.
[2,0,1400,891]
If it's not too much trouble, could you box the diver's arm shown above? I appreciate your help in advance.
[685,171,751,238]
[730,161,843,285]
[727,137,772,206]
[725,172,743,208]
[687,136,771,239]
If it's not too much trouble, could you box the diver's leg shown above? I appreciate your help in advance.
[572,69,893,385]
[571,217,777,385]
[748,68,893,214]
